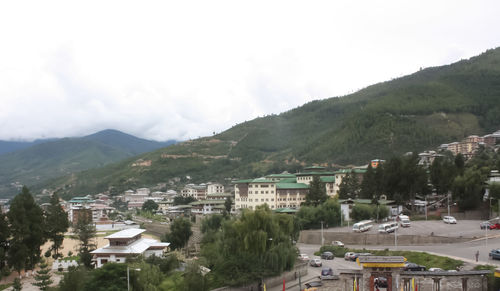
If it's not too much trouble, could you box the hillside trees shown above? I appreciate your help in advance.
[163,218,192,250]
[7,186,46,273]
[45,193,69,259]
[452,167,487,210]
[201,205,297,286]
[296,199,341,229]
[142,200,159,212]
[430,157,457,195]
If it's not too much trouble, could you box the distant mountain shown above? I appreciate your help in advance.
[28,48,500,199]
[0,139,56,155]
[0,130,176,198]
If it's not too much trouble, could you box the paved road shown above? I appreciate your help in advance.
[326,220,491,239]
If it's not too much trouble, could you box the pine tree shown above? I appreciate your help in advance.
[305,176,328,206]
[7,187,46,273]
[74,212,96,268]
[0,212,9,277]
[33,259,53,291]
[45,193,69,259]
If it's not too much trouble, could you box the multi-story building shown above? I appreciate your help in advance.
[234,166,362,211]
[206,182,224,194]
[181,184,208,200]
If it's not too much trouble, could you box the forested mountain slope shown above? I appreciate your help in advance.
[0,130,176,197]
[39,48,500,198]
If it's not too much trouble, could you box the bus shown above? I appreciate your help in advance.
[352,220,373,232]
[378,222,398,233]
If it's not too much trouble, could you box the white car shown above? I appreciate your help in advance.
[298,253,310,261]
[443,216,457,224]
[331,240,344,247]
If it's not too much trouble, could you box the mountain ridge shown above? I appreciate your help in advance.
[14,48,500,198]
[0,129,177,197]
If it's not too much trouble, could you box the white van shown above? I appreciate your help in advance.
[352,220,373,232]
[399,215,411,227]
[378,222,398,233]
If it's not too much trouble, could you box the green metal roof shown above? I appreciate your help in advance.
[320,176,335,183]
[279,178,298,183]
[190,200,226,205]
[276,183,309,189]
[251,178,275,183]
[266,173,296,178]
[334,169,367,174]
[206,193,233,197]
[304,166,326,170]
[296,171,335,176]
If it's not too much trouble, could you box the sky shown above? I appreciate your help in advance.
[0,1,499,142]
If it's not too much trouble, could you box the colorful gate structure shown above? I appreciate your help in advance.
[325,256,490,291]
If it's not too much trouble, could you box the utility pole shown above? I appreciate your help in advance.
[425,196,427,221]
[321,221,324,246]
[447,192,451,217]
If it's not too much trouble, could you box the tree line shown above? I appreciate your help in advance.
[338,147,500,211]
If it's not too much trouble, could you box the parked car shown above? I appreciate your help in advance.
[321,267,334,276]
[429,267,444,272]
[344,252,355,260]
[489,249,500,260]
[331,240,344,247]
[309,258,322,267]
[298,253,310,261]
[443,216,457,224]
[404,262,426,271]
[321,251,334,260]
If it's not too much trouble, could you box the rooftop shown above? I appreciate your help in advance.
[105,229,145,239]
[276,183,309,189]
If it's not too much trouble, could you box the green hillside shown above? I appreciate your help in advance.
[36,48,500,198]
[0,130,176,198]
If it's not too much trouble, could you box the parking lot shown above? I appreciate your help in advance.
[326,219,494,239]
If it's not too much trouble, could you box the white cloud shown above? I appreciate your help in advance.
[0,0,499,141]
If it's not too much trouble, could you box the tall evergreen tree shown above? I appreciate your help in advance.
[359,164,377,199]
[0,212,9,277]
[45,193,69,259]
[338,173,360,199]
[33,258,53,291]
[7,187,46,273]
[305,176,327,206]
[74,212,96,268]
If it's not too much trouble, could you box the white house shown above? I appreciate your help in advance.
[91,229,170,268]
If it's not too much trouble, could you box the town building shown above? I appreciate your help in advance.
[91,229,170,268]
[181,184,208,200]
[190,199,227,215]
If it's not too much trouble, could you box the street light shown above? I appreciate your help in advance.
[127,266,141,291]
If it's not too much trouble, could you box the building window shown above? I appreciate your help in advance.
[261,199,264,202]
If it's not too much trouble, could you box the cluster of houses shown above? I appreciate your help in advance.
[439,130,500,159]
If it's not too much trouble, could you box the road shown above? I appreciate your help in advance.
[257,218,499,289]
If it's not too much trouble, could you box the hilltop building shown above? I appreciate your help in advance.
[181,182,225,200]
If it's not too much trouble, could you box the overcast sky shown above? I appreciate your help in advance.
[0,1,499,141]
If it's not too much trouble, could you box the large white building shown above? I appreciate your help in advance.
[91,229,170,268]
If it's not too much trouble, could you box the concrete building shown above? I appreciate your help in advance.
[190,199,227,215]
[181,184,208,200]
[206,182,224,195]
[91,229,169,268]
